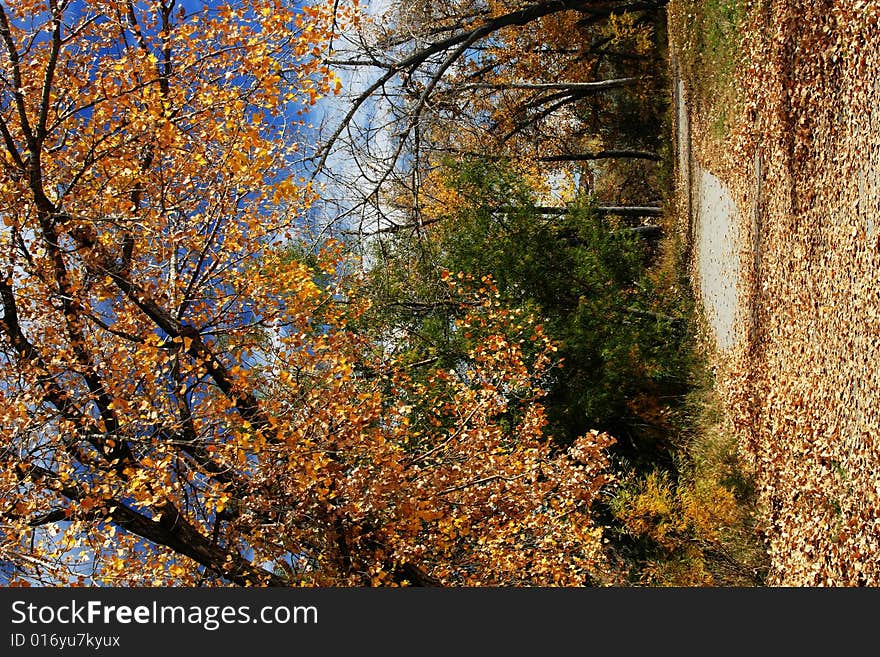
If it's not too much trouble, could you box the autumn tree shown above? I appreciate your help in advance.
[0,0,615,587]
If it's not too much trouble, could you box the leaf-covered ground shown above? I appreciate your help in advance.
[672,0,880,585]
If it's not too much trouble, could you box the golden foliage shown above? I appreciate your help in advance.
[0,0,615,586]
[611,467,748,586]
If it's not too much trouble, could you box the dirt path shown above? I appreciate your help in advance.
[673,71,743,353]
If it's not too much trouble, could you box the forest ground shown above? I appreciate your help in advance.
[669,0,880,585]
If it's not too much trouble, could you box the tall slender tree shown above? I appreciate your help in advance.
[314,0,668,234]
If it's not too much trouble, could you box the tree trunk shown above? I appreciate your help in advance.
[540,150,661,162]
[532,205,663,217]
[459,77,645,92]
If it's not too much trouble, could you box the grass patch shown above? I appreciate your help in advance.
[669,0,747,143]
[606,315,770,586]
